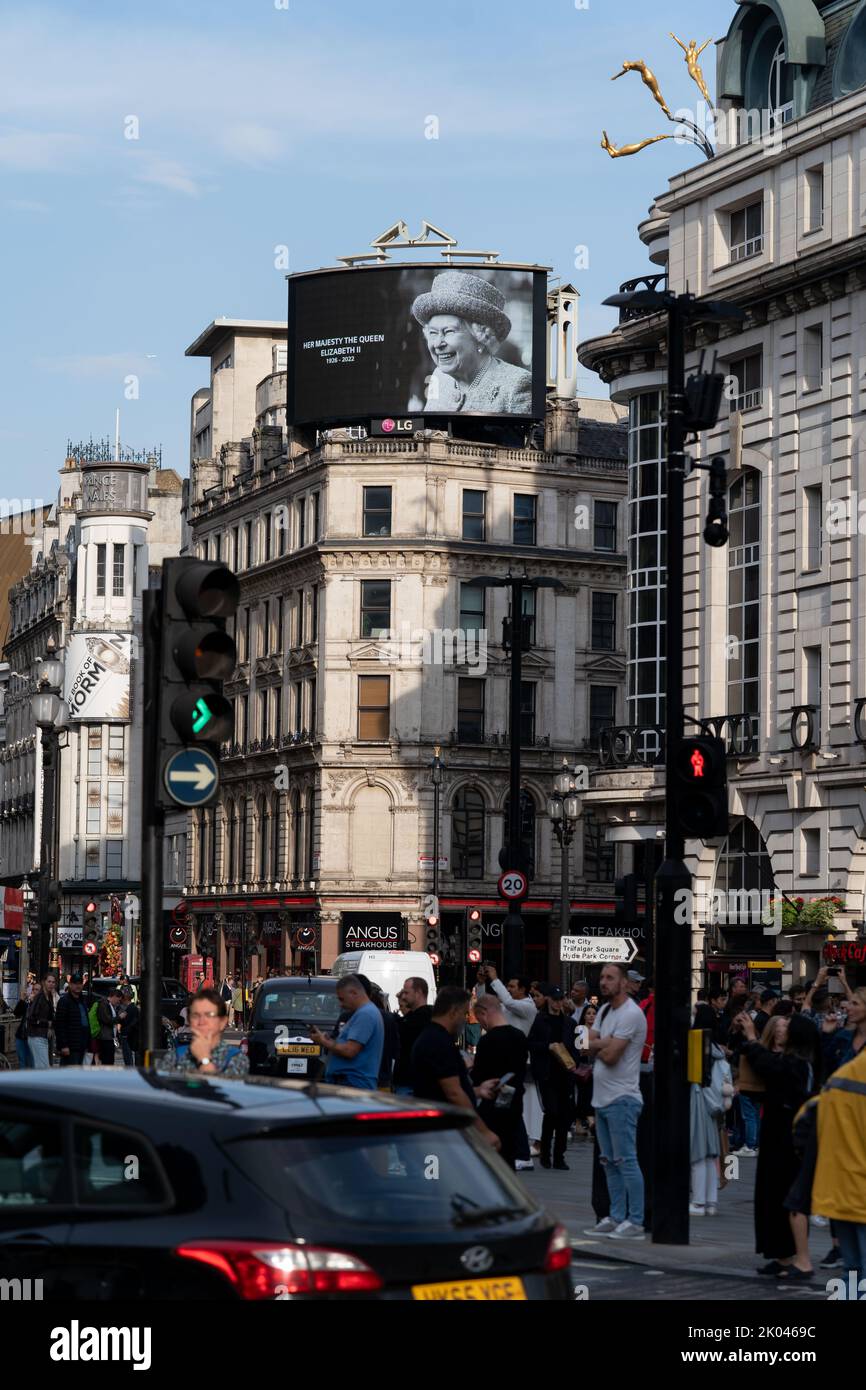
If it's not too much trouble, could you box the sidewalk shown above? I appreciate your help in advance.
[518,1137,829,1280]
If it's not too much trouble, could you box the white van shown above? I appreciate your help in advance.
[329,950,437,1010]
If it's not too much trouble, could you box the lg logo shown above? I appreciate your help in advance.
[381,417,414,433]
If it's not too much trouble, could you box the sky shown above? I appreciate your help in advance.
[1,0,723,500]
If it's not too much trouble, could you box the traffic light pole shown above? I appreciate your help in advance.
[503,576,526,982]
[652,296,693,1246]
[141,588,165,1060]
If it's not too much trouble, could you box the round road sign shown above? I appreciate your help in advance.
[83,940,98,957]
[498,869,528,901]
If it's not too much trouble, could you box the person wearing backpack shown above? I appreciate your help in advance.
[95,988,122,1066]
[690,1043,733,1215]
[54,974,91,1066]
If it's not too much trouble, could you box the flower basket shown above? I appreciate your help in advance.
[769,895,845,932]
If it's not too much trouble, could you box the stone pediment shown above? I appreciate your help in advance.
[585,654,626,677]
[347,640,394,666]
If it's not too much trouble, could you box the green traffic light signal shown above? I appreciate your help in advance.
[192,698,213,734]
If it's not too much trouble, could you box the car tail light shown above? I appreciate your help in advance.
[176,1240,383,1299]
[543,1224,572,1273]
[354,1109,443,1122]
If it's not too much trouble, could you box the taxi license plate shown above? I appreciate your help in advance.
[275,1044,320,1055]
[285,1058,308,1074]
[411,1277,526,1301]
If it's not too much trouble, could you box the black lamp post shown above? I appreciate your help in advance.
[430,744,444,910]
[547,759,584,984]
[30,644,65,978]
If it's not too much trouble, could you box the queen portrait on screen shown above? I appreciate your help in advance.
[410,270,532,415]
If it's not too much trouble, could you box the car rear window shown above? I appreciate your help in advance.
[224,1128,534,1231]
[252,988,341,1026]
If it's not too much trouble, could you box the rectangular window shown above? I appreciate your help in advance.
[259,690,268,741]
[312,493,321,541]
[802,828,821,877]
[276,597,284,653]
[263,514,272,563]
[804,485,823,571]
[804,644,821,709]
[244,607,251,662]
[728,352,763,412]
[232,527,240,571]
[308,677,317,737]
[459,582,485,634]
[521,589,536,647]
[358,675,390,740]
[112,543,125,597]
[591,592,617,651]
[297,499,306,550]
[589,686,617,741]
[360,580,391,638]
[805,165,824,233]
[214,532,222,563]
[583,810,615,883]
[133,544,143,597]
[106,840,123,878]
[87,728,102,777]
[457,678,485,743]
[593,501,617,551]
[462,489,486,541]
[518,681,536,745]
[277,511,287,556]
[245,519,254,569]
[309,586,318,645]
[363,485,392,537]
[85,841,101,881]
[293,681,303,732]
[86,782,101,834]
[729,200,763,262]
[107,782,123,835]
[513,494,537,546]
[804,324,824,391]
[262,599,270,655]
[96,544,106,597]
[107,726,124,774]
[273,686,282,743]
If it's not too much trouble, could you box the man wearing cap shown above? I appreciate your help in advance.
[625,970,645,999]
[411,271,532,415]
[54,973,90,1066]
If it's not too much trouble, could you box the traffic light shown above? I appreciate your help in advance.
[703,457,728,547]
[614,874,639,925]
[670,736,729,839]
[466,905,483,963]
[83,899,101,947]
[425,910,441,963]
[684,352,726,433]
[38,876,62,928]
[157,557,239,805]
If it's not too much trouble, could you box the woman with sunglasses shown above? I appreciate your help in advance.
[161,988,248,1076]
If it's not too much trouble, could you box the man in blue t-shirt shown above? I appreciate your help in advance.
[309,975,384,1090]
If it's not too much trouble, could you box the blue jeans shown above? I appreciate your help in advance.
[15,1038,33,1069]
[595,1095,645,1227]
[835,1222,866,1286]
[28,1036,50,1069]
[739,1093,761,1149]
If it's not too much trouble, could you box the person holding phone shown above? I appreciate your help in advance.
[471,993,528,1168]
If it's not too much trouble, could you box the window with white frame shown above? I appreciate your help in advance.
[803,323,824,391]
[728,352,763,412]
[805,165,824,234]
[804,485,823,571]
[729,201,763,263]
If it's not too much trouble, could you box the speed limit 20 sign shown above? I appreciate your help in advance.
[498,869,528,902]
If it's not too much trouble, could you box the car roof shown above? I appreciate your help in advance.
[255,975,337,989]
[0,1069,469,1127]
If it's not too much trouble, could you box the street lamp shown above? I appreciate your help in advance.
[430,744,444,905]
[547,758,583,982]
[30,641,65,977]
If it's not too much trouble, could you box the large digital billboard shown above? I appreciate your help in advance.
[287,264,547,427]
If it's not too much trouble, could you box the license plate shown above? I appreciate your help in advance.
[284,1058,308,1074]
[275,1044,320,1055]
[411,1277,526,1301]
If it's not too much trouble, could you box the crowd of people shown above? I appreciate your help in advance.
[12,970,141,1068]
[689,966,866,1283]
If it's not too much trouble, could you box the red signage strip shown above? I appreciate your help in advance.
[184,897,316,910]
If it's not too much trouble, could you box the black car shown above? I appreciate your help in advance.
[88,975,190,1023]
[246,975,343,1080]
[0,1071,572,1301]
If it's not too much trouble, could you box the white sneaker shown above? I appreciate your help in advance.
[689,1203,706,1215]
[515,1160,535,1171]
[608,1220,646,1241]
[583,1217,618,1236]
[737,1146,758,1157]
[705,1204,718,1216]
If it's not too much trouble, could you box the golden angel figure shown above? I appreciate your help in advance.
[670,34,712,104]
[601,130,673,158]
[611,60,672,118]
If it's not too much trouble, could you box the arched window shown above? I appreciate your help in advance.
[728,469,760,744]
[239,801,249,883]
[503,791,536,879]
[291,790,302,882]
[226,804,236,885]
[768,38,793,124]
[451,788,486,879]
[714,819,774,925]
[271,796,282,881]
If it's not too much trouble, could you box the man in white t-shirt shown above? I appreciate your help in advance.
[584,962,648,1241]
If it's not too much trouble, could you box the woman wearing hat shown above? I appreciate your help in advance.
[411,271,532,415]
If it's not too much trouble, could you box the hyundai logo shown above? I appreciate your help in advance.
[460,1245,494,1274]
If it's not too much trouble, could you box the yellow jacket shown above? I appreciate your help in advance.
[812,1048,866,1223]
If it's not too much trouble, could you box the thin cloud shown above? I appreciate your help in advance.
[0,128,83,171]
[134,156,202,197]
[220,123,283,167]
[34,353,163,381]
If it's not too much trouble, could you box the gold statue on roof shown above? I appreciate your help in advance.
[601,129,673,159]
[611,60,672,118]
[670,34,712,104]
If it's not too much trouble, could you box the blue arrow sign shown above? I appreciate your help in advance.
[163,748,220,807]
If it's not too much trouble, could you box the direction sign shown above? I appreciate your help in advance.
[559,935,639,964]
[498,870,528,901]
[163,748,219,808]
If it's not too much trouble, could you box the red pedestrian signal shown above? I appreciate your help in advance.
[690,750,705,778]
[671,736,728,838]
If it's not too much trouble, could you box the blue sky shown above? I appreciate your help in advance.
[1,0,723,499]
